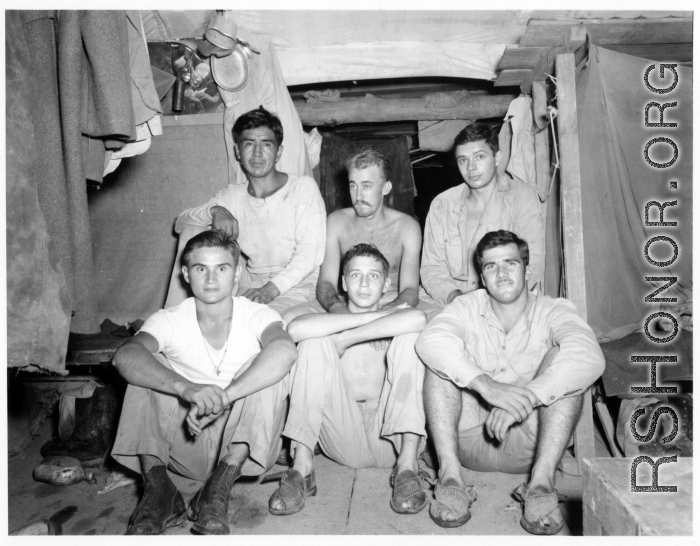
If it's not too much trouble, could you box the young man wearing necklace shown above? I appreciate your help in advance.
[111,230,297,535]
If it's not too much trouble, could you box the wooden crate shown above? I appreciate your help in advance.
[583,458,692,535]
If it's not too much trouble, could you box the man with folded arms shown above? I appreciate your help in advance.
[416,230,604,534]
[266,244,429,516]
[111,230,297,535]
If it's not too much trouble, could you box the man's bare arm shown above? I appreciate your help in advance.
[316,279,349,314]
[316,212,350,313]
[113,333,230,417]
[287,308,396,342]
[332,308,427,354]
[224,322,297,403]
[380,217,422,309]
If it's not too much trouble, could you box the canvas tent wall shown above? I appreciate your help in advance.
[141,10,689,84]
[5,9,692,373]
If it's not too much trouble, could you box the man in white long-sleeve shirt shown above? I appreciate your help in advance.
[416,230,605,534]
[165,107,326,315]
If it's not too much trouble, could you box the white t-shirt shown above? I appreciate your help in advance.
[140,296,284,389]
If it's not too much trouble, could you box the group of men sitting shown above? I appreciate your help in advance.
[111,107,605,535]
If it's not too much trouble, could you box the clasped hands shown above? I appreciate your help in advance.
[473,375,539,443]
[179,382,231,437]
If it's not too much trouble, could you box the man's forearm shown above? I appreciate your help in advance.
[380,287,419,309]
[224,338,297,403]
[113,345,191,398]
[316,279,349,313]
[334,308,426,348]
[287,309,390,342]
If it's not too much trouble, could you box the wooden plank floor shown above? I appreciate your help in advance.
[8,425,588,536]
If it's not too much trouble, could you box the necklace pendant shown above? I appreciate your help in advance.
[215,368,221,376]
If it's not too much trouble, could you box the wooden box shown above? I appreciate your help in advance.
[582,457,692,535]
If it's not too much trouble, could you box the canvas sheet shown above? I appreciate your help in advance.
[576,46,692,341]
[88,122,230,326]
[143,10,688,84]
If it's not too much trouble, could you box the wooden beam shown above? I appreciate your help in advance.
[521,18,692,47]
[603,43,693,62]
[532,81,551,203]
[497,47,549,71]
[295,93,516,126]
[556,52,594,472]
[494,69,532,87]
[499,43,692,72]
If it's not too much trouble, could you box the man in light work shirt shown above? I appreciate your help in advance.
[416,230,604,534]
[166,107,326,315]
[420,123,544,307]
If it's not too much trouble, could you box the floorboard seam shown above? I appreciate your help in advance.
[345,469,357,528]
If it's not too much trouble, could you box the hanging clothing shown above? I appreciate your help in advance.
[503,95,537,190]
[21,10,136,333]
[6,10,71,372]
[214,22,313,185]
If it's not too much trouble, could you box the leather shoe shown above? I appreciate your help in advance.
[126,465,187,535]
[188,462,242,535]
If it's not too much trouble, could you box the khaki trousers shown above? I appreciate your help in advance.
[456,389,539,474]
[111,355,289,481]
[283,333,426,469]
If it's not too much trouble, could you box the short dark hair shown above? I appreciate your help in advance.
[342,243,390,277]
[232,106,283,146]
[475,230,529,273]
[182,230,241,267]
[345,149,391,181]
[453,122,499,156]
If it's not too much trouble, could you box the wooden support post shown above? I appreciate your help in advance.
[555,52,595,474]
[532,81,550,293]
[532,81,551,204]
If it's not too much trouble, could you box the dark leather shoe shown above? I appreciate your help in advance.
[188,462,242,535]
[126,465,187,535]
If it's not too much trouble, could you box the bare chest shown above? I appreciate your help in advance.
[339,225,402,273]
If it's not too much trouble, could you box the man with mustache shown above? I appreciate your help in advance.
[420,123,545,308]
[416,230,604,534]
[284,148,439,328]
[166,107,326,315]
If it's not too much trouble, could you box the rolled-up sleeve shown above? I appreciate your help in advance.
[269,180,327,295]
[415,299,485,388]
[174,185,237,234]
[526,300,606,406]
[512,186,545,287]
[420,200,461,305]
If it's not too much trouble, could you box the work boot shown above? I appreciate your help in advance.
[126,465,187,535]
[41,384,120,463]
[188,462,242,535]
